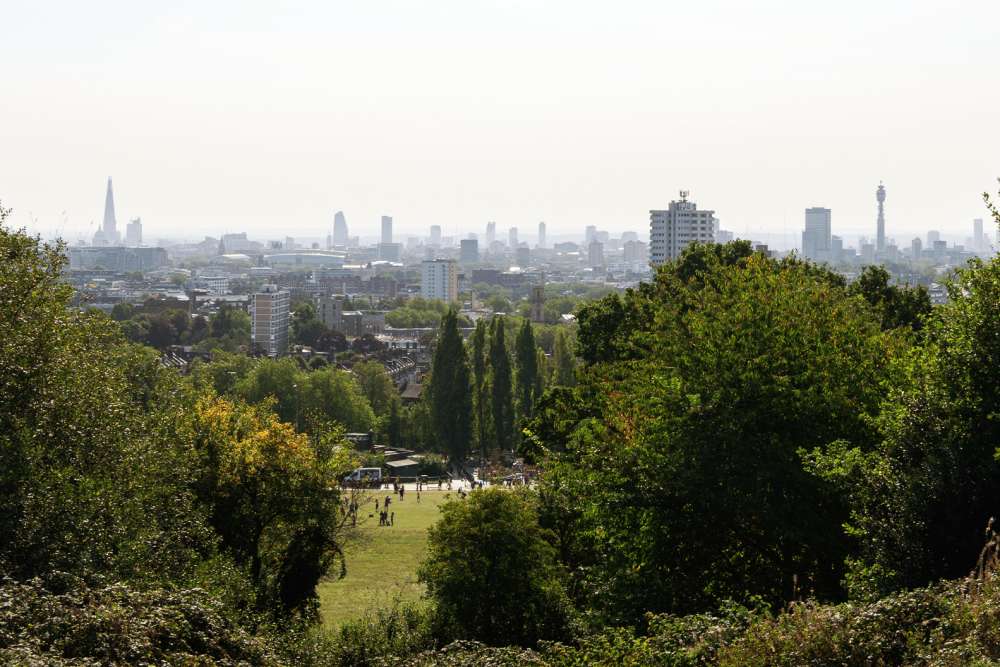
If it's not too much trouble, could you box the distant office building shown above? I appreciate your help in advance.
[460,238,479,263]
[378,242,402,262]
[801,207,832,261]
[927,230,941,246]
[421,259,458,302]
[861,242,876,263]
[516,245,531,266]
[508,227,518,248]
[486,221,496,247]
[974,218,985,251]
[585,225,597,244]
[831,236,844,262]
[623,240,648,264]
[649,191,716,266]
[429,225,442,246]
[621,231,639,243]
[911,237,923,259]
[381,216,393,244]
[588,241,604,268]
[715,229,734,243]
[333,211,349,247]
[251,284,290,356]
[537,221,547,248]
[125,217,142,246]
[876,183,886,253]
[92,178,120,246]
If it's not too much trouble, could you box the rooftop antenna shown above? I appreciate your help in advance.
[679,190,690,202]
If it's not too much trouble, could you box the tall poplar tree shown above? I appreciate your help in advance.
[515,318,539,423]
[552,329,576,387]
[429,309,472,461]
[489,316,514,454]
[471,319,490,460]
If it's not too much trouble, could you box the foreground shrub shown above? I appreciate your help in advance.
[0,574,277,665]
[380,640,546,666]
[285,602,436,667]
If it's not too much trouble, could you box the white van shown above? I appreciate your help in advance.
[343,467,383,488]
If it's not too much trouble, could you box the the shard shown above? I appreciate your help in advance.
[102,178,119,244]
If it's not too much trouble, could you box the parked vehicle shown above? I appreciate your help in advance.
[342,467,383,488]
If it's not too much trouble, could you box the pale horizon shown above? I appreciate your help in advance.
[2,1,999,246]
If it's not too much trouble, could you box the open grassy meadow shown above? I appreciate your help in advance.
[318,488,451,627]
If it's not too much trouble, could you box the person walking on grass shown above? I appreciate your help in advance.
[390,511,394,526]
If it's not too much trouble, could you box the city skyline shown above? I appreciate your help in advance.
[2,2,999,242]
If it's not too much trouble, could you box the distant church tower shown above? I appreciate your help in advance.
[876,182,886,254]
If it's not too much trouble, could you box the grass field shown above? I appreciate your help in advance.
[318,488,451,627]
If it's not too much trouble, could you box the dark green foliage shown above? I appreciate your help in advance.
[490,316,515,454]
[551,329,576,387]
[515,318,540,424]
[471,319,490,459]
[814,253,1000,597]
[0,575,279,665]
[418,488,576,647]
[428,309,473,461]
[538,246,899,623]
[848,264,932,332]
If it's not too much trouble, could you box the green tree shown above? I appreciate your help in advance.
[418,488,574,647]
[110,302,135,321]
[515,318,539,424]
[428,309,472,461]
[471,319,490,459]
[538,248,899,624]
[812,211,1000,598]
[848,265,933,332]
[191,395,353,618]
[551,329,576,387]
[489,316,514,454]
[0,211,217,586]
[235,358,374,432]
[352,360,397,417]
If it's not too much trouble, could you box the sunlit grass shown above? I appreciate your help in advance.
[318,489,450,627]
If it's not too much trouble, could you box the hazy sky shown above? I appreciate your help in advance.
[2,0,999,247]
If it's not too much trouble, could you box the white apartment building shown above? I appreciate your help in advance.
[250,284,289,356]
[649,191,717,266]
[421,259,458,303]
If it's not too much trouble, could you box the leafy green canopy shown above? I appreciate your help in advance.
[419,488,575,647]
[535,244,901,623]
[0,215,215,585]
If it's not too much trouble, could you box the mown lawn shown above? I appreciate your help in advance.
[318,488,451,627]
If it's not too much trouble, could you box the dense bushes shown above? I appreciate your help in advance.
[0,575,279,665]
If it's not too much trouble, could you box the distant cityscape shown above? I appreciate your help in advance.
[66,176,995,356]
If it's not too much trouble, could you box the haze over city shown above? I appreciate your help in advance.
[3,0,1000,246]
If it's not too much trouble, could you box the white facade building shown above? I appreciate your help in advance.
[421,259,458,303]
[250,284,290,356]
[649,191,717,266]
